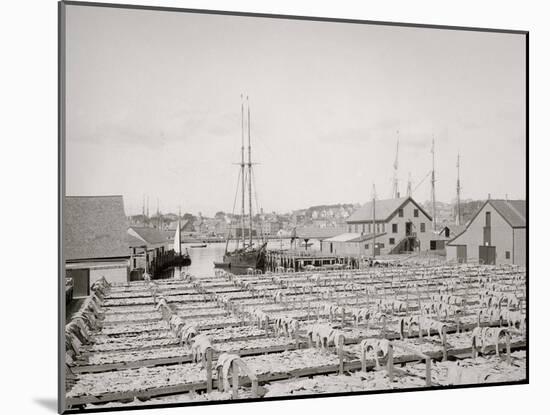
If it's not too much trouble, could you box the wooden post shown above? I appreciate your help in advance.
[506,332,511,365]
[417,286,422,319]
[425,358,432,386]
[232,360,239,399]
[217,367,224,392]
[251,377,258,399]
[442,327,448,361]
[206,348,213,393]
[338,336,344,375]
[387,345,394,382]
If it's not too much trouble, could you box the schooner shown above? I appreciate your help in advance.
[214,95,267,273]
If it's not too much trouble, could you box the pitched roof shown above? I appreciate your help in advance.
[447,199,526,245]
[347,197,432,223]
[129,226,168,245]
[438,224,467,237]
[324,233,362,242]
[127,234,147,248]
[64,196,130,261]
[160,229,177,241]
[324,232,386,243]
[295,225,348,239]
[350,232,387,242]
[489,200,526,228]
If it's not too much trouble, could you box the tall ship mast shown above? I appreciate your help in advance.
[240,95,246,250]
[392,133,399,199]
[455,152,461,226]
[431,137,437,231]
[247,97,254,247]
[215,95,267,274]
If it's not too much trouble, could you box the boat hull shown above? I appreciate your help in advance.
[215,243,267,274]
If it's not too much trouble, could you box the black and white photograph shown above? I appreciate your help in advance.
[59,1,527,412]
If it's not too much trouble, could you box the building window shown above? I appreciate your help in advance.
[348,225,352,233]
[486,212,491,227]
[389,238,395,245]
[392,223,398,233]
[354,224,358,233]
[367,223,371,233]
[382,223,385,232]
[414,209,419,217]
[398,208,404,217]
[362,224,365,233]
[420,223,426,233]
[506,251,510,259]
[365,244,369,249]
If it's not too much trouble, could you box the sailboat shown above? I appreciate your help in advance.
[214,96,267,274]
[169,220,191,269]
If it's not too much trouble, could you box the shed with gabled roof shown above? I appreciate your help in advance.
[64,196,130,298]
[446,199,526,265]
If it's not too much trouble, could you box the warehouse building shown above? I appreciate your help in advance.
[127,226,171,277]
[64,196,131,298]
[320,232,386,256]
[321,196,433,256]
[446,199,526,265]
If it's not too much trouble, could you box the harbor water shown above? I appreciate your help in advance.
[182,240,293,277]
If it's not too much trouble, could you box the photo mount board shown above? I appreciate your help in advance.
[58,1,529,413]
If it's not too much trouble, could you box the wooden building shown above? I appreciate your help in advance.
[127,226,171,277]
[294,225,348,252]
[446,199,526,265]
[342,196,434,255]
[64,196,131,298]
[320,232,385,256]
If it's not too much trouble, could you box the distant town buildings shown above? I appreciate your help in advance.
[64,194,526,300]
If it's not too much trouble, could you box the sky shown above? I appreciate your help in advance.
[65,5,526,217]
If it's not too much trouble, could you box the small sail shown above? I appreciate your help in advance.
[174,220,182,254]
